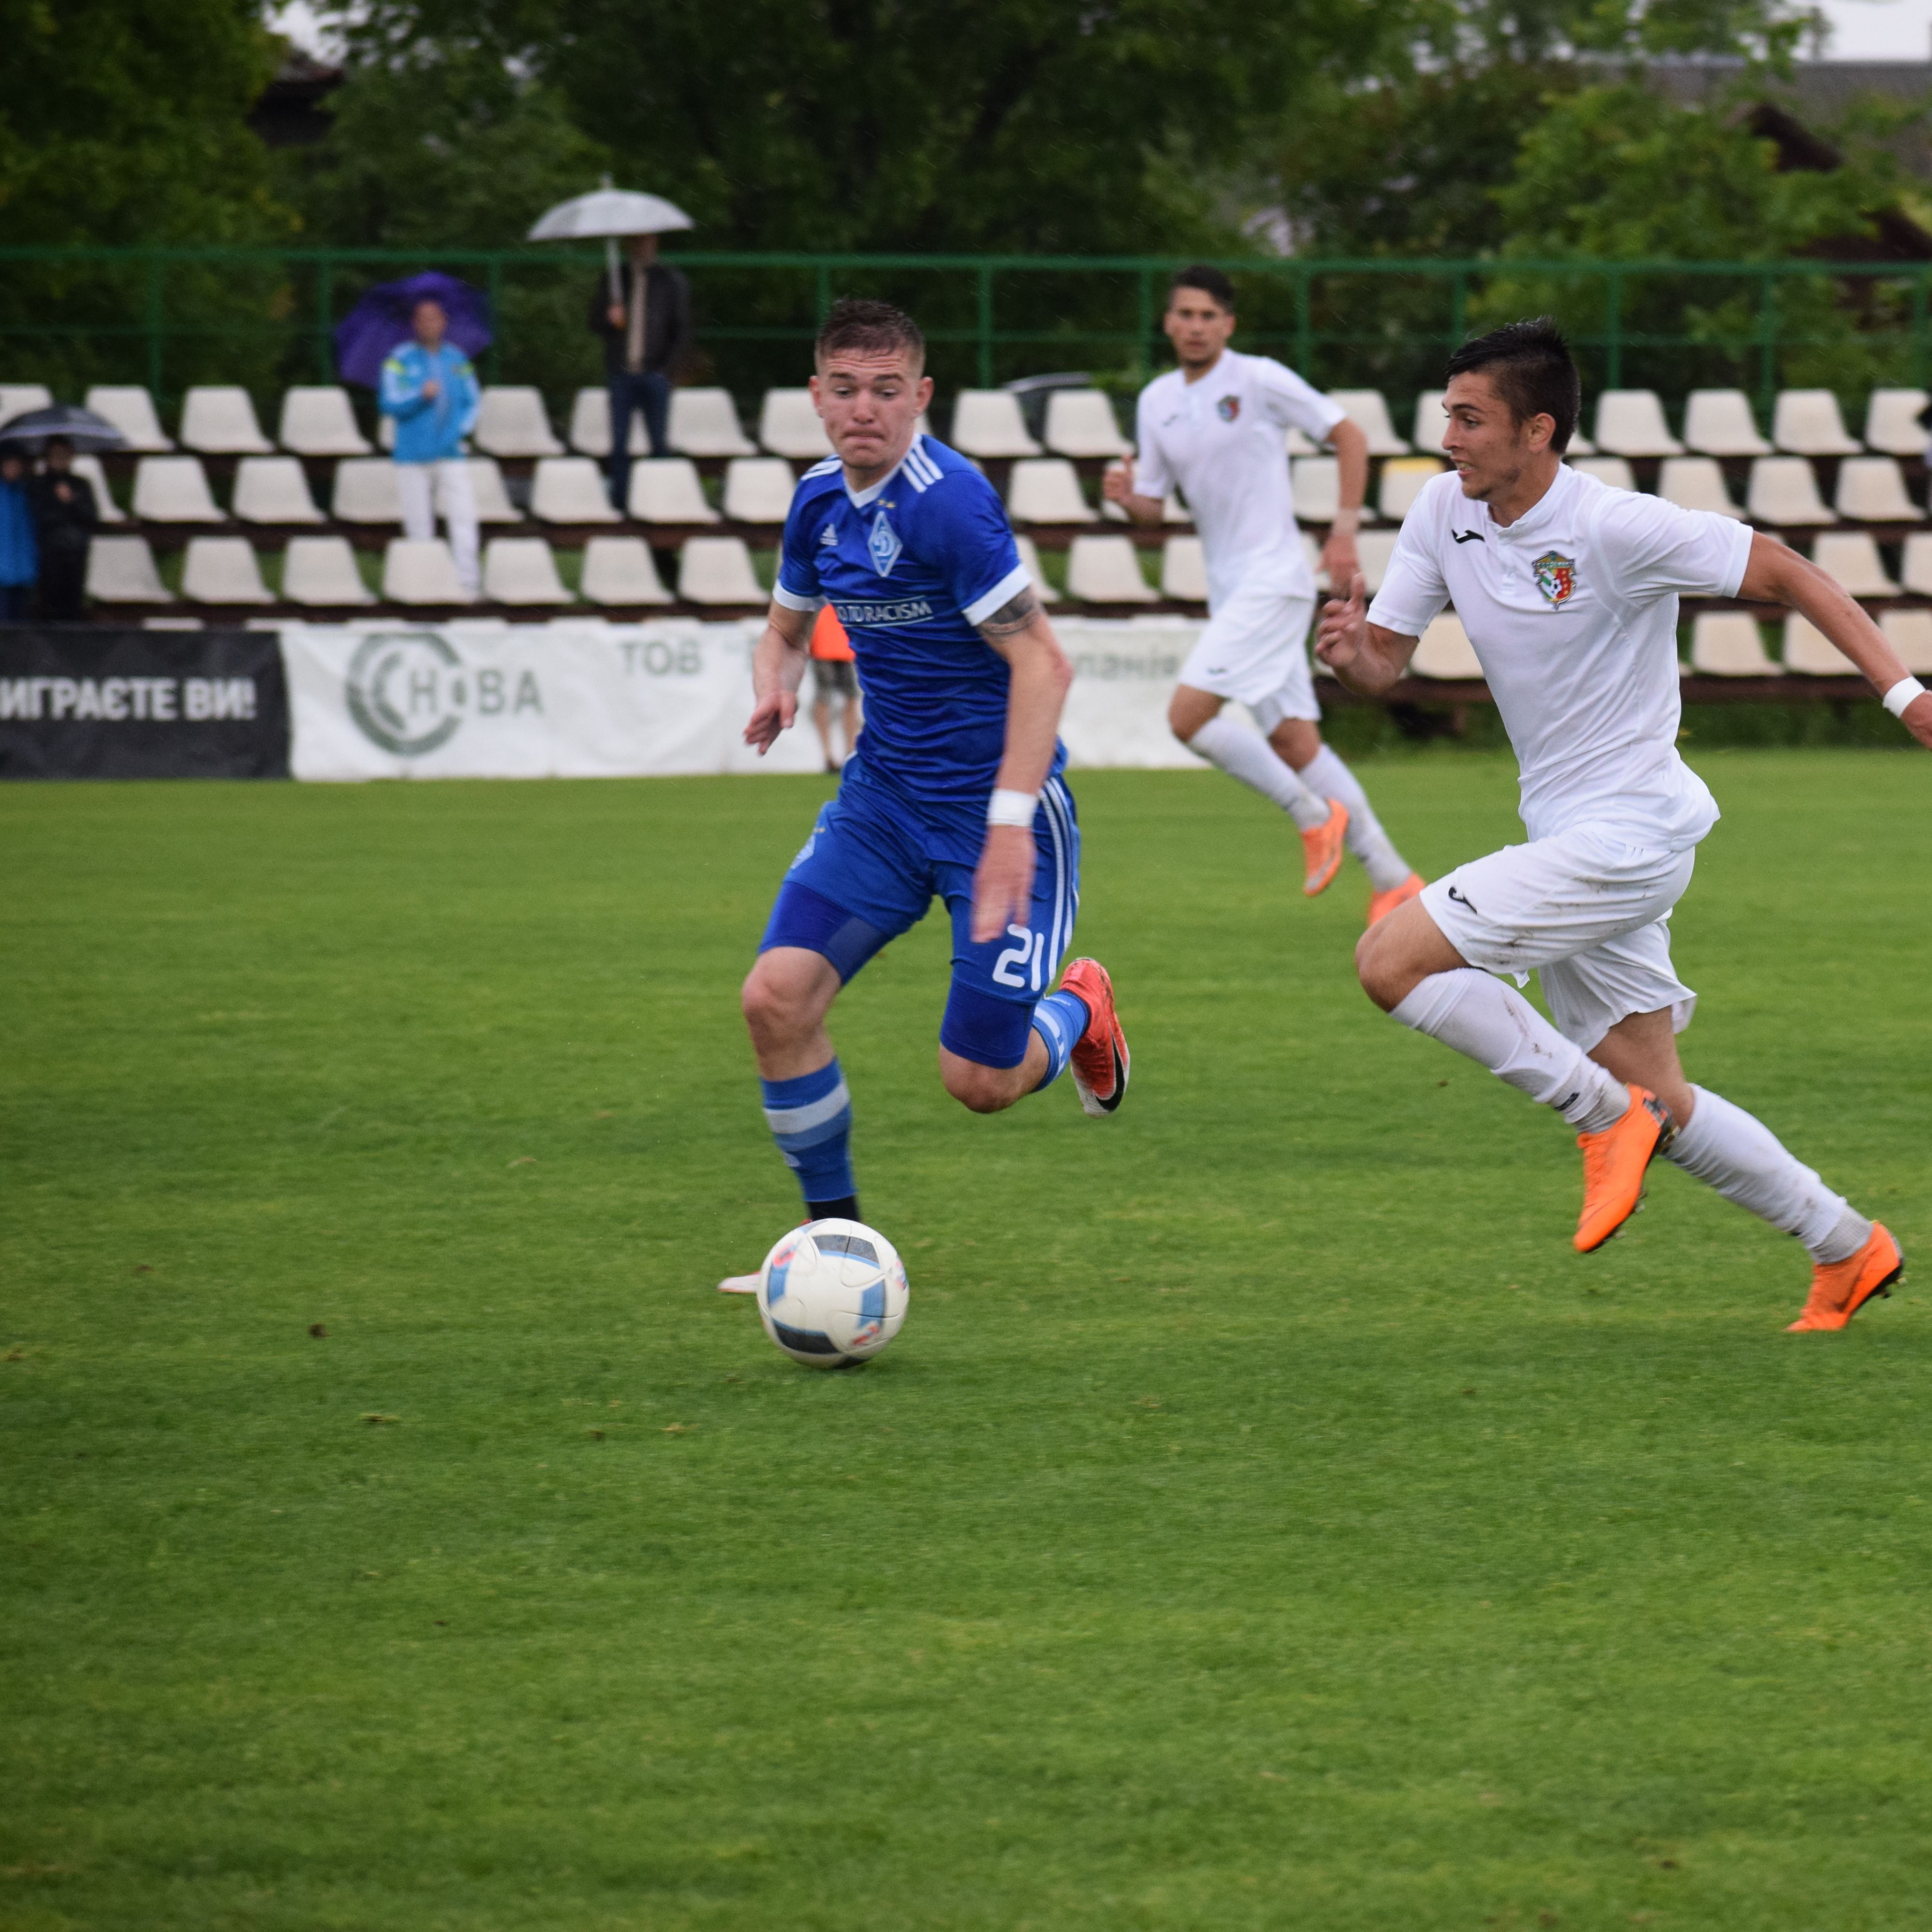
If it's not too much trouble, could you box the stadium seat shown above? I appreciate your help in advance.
[628,457,719,524]
[84,385,173,453]
[1159,536,1208,602]
[530,456,620,524]
[1043,389,1128,458]
[1007,458,1095,524]
[72,455,124,522]
[1902,532,1932,596]
[1773,389,1860,456]
[1410,613,1483,679]
[568,386,646,458]
[1571,455,1636,492]
[1879,607,1932,674]
[1356,528,1401,595]
[281,536,374,606]
[1329,390,1409,455]
[332,457,402,525]
[1283,425,1321,457]
[1411,391,1449,453]
[466,457,523,524]
[1291,455,1369,523]
[1682,389,1771,457]
[1378,456,1445,522]
[580,535,672,606]
[483,537,573,606]
[721,457,797,525]
[1658,457,1744,519]
[85,535,171,603]
[382,538,476,605]
[1746,457,1833,526]
[179,386,273,455]
[1066,534,1157,603]
[0,383,53,422]
[1810,532,1897,597]
[132,456,225,523]
[1690,611,1776,676]
[473,387,564,458]
[757,389,834,460]
[1863,388,1928,458]
[1834,456,1922,523]
[230,456,324,525]
[677,535,766,605]
[278,386,371,457]
[1593,390,1682,457]
[668,387,757,457]
[949,390,1041,459]
[180,537,272,604]
[1781,613,1857,674]
[1014,534,1060,603]
[142,615,205,630]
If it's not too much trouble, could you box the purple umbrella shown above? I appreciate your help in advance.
[333,271,492,389]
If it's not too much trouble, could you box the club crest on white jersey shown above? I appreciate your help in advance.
[1216,395,1241,422]
[1534,550,1578,606]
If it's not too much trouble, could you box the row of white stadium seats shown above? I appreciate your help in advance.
[94,446,1930,535]
[8,378,1925,466]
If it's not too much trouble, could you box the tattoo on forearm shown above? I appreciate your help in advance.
[977,588,1039,639]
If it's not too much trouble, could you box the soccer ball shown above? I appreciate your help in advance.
[756,1218,909,1368]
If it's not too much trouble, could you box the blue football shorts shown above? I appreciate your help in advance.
[759,758,1081,1070]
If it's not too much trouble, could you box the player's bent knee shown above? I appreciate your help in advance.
[1354,923,1408,1012]
[740,956,820,1048]
[940,1056,1023,1114]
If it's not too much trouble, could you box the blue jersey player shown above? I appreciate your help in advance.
[719,300,1130,1290]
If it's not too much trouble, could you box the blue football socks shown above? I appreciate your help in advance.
[1028,989,1090,1092]
[761,1059,856,1212]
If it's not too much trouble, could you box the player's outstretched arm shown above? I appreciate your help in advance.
[1314,572,1417,697]
[1738,533,1932,748]
[972,588,1075,943]
[1100,454,1165,525]
[743,600,815,754]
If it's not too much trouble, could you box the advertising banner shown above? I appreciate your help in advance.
[1054,619,1206,769]
[279,620,825,782]
[0,628,290,780]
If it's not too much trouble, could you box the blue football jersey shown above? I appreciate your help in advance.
[773,434,1057,806]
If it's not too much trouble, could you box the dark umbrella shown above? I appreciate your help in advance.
[332,271,492,389]
[0,403,127,454]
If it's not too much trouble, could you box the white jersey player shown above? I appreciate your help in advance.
[1106,266,1421,923]
[1320,317,1932,1330]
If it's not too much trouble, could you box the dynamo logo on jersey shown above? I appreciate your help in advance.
[867,511,903,577]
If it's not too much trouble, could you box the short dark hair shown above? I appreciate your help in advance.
[815,298,925,372]
[1169,265,1236,313]
[1444,317,1580,453]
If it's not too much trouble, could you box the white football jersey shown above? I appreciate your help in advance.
[1133,349,1346,607]
[1369,463,1752,847]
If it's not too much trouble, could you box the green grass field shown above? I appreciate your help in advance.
[6,750,1932,1932]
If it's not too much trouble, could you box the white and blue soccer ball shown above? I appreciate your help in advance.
[756,1218,909,1368]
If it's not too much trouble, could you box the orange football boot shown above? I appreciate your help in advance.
[1787,1222,1904,1332]
[1302,800,1350,897]
[1060,956,1130,1118]
[1573,1086,1674,1253]
[1366,870,1425,928]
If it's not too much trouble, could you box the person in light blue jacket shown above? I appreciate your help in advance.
[380,298,482,594]
[0,451,38,621]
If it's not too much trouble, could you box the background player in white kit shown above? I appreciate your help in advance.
[1105,266,1422,923]
[1320,318,1932,1331]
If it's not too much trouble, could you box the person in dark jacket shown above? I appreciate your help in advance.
[588,234,691,510]
[28,437,97,621]
[0,451,36,621]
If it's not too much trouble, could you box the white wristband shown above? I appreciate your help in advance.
[986,787,1037,828]
[1883,675,1927,719]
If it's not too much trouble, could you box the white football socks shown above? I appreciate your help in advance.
[1665,1086,1870,1262]
[1187,713,1332,832]
[1298,745,1413,892]
[1392,968,1630,1132]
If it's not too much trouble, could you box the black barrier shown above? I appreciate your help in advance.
[0,628,290,780]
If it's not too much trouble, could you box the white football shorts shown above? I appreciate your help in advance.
[1177,559,1320,731]
[1421,822,1699,1051]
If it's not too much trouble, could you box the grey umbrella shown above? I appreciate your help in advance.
[0,404,128,455]
[528,176,696,305]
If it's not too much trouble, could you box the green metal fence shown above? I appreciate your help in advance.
[2,244,1928,424]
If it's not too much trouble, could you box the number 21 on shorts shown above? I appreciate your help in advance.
[993,923,1048,994]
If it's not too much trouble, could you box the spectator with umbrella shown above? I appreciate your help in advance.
[529,183,694,511]
[336,272,490,597]
[0,405,122,622]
